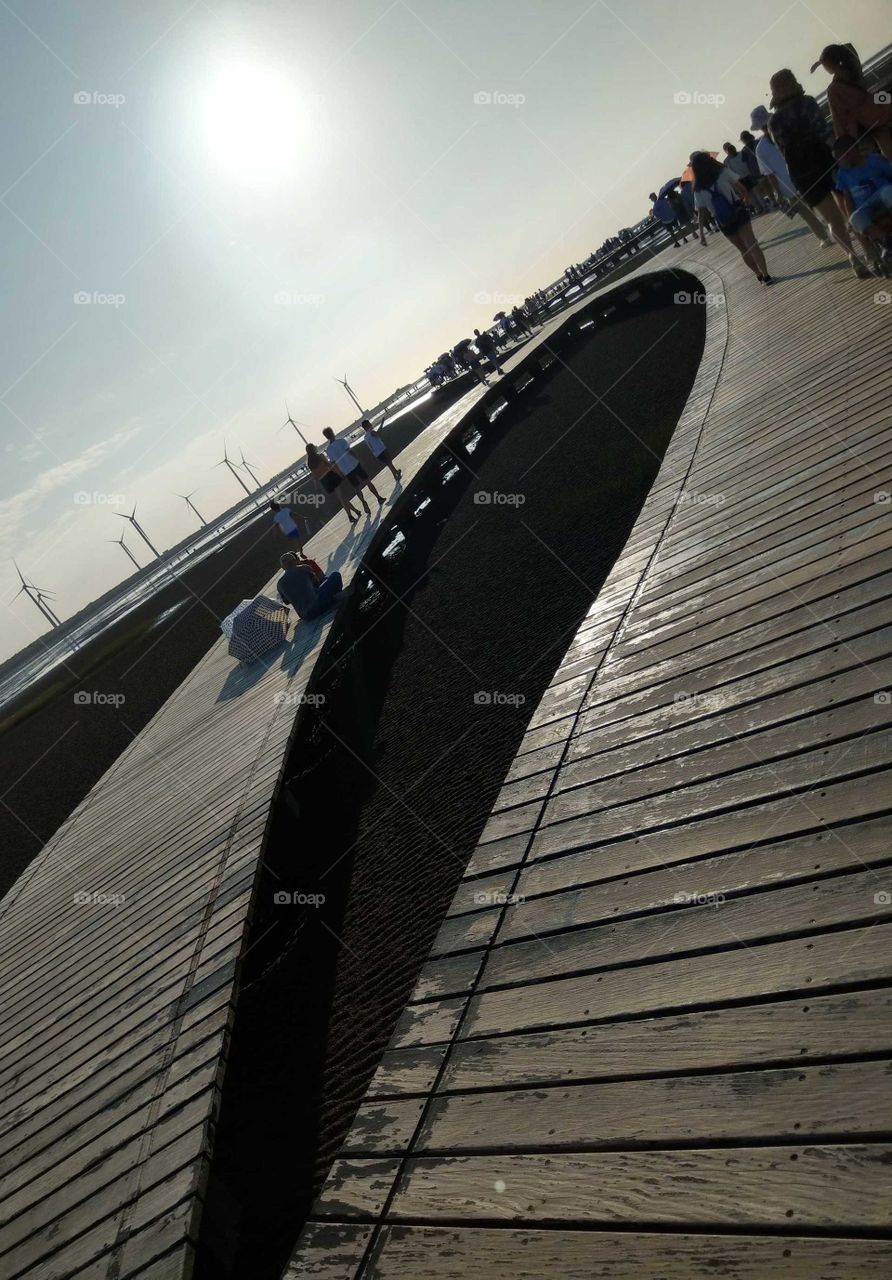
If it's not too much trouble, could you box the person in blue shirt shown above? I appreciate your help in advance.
[276,552,345,621]
[648,191,687,247]
[832,136,891,273]
[832,135,892,260]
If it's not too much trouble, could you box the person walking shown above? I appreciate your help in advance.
[323,426,384,513]
[473,327,505,377]
[276,551,344,620]
[689,151,773,284]
[361,418,402,483]
[305,442,361,524]
[649,190,687,247]
[768,68,873,278]
[749,105,834,246]
[269,500,306,549]
[811,43,892,161]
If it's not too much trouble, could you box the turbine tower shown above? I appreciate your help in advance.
[115,504,160,558]
[109,532,141,570]
[215,442,252,497]
[177,491,207,527]
[12,561,62,627]
[334,374,363,415]
[281,402,310,445]
[237,448,263,490]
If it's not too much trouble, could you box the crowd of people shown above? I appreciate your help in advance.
[650,45,892,284]
[268,42,891,634]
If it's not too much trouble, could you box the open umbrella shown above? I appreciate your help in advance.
[223,595,289,664]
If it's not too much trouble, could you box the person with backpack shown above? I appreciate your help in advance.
[768,68,873,279]
[689,151,773,285]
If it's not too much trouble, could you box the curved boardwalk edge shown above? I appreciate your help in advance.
[285,225,892,1278]
[0,271,689,1280]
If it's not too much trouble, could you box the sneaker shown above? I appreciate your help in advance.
[819,238,834,248]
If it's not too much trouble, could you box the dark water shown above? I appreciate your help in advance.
[196,282,705,1279]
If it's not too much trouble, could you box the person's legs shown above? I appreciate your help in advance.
[789,194,832,243]
[305,572,344,618]
[731,221,768,277]
[815,192,858,253]
[350,477,371,515]
[335,485,360,521]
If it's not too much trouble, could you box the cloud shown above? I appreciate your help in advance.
[0,425,141,546]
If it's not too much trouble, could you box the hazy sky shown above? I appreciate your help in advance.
[0,0,888,661]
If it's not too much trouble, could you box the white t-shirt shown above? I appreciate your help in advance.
[325,438,358,474]
[273,508,298,535]
[363,428,386,458]
[693,169,741,215]
[723,154,749,179]
[755,135,797,200]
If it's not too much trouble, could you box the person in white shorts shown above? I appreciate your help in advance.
[322,427,384,515]
[361,419,401,483]
[269,501,306,549]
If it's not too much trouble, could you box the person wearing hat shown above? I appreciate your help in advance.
[768,68,873,278]
[811,44,892,162]
[749,104,834,246]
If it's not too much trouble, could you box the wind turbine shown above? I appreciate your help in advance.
[109,532,141,570]
[115,504,160,558]
[12,560,62,627]
[177,491,207,527]
[215,442,252,497]
[334,374,363,415]
[237,448,263,490]
[281,402,310,445]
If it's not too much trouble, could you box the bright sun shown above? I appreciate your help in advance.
[196,60,306,181]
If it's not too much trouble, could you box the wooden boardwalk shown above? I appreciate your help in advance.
[285,224,892,1277]
[0,376,504,1278]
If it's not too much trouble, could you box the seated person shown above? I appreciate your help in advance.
[832,135,892,252]
[276,552,344,621]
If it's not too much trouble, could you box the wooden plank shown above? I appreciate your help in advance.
[282,1223,374,1280]
[417,1060,892,1152]
[368,1226,892,1279]
[391,1145,892,1227]
[440,988,892,1092]
[463,921,892,1039]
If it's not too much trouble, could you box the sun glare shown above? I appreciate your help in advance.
[196,59,307,181]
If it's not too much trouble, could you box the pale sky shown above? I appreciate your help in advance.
[0,0,888,662]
